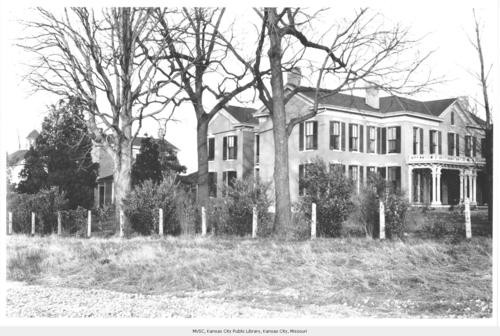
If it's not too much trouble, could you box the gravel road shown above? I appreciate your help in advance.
[6,282,363,318]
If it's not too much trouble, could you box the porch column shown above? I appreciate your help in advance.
[467,172,471,201]
[459,170,464,202]
[408,166,413,203]
[436,167,442,205]
[472,171,477,205]
[417,171,421,203]
[431,166,437,205]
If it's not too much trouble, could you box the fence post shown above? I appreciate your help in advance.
[159,208,164,236]
[119,210,124,238]
[87,210,92,238]
[201,206,207,236]
[8,212,13,235]
[464,198,472,239]
[311,203,317,239]
[379,201,385,240]
[31,212,35,236]
[252,206,258,238]
[57,211,62,236]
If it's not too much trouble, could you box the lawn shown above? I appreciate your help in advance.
[6,234,492,318]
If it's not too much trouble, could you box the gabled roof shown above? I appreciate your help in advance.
[299,88,457,117]
[26,130,39,139]
[224,105,258,125]
[7,149,28,166]
[132,137,179,152]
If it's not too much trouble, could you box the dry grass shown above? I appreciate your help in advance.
[7,234,492,317]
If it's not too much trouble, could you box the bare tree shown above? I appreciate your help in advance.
[252,8,436,236]
[150,8,260,207]
[471,9,493,222]
[20,8,181,233]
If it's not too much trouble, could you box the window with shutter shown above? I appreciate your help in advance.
[448,133,454,156]
[349,124,358,151]
[387,126,400,153]
[359,125,364,152]
[381,128,387,154]
[330,121,341,150]
[368,126,376,153]
[305,121,317,150]
[208,172,217,197]
[465,136,471,157]
[430,130,437,154]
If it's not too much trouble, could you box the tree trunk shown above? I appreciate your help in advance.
[197,118,210,211]
[267,9,292,237]
[486,126,493,225]
[113,138,133,236]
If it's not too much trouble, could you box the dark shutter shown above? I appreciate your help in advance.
[329,121,334,149]
[233,136,238,159]
[299,122,304,151]
[381,128,387,154]
[395,167,401,191]
[473,136,477,157]
[456,134,460,156]
[429,131,434,154]
[208,138,215,161]
[395,126,401,153]
[298,164,304,196]
[222,171,227,186]
[312,121,318,150]
[438,131,442,154]
[481,138,486,157]
[223,137,227,160]
[419,128,424,154]
[341,122,346,151]
[359,125,364,152]
[377,127,381,154]
[448,133,454,156]
[348,124,353,151]
[359,166,364,185]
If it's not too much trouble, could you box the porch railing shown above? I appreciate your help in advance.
[408,154,486,165]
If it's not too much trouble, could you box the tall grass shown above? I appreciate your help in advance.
[7,235,492,317]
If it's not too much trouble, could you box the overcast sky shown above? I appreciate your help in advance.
[1,0,498,174]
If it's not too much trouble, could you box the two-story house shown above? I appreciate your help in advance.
[209,72,487,208]
[7,130,40,186]
[206,105,258,197]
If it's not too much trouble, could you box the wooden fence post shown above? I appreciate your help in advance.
[8,212,13,235]
[201,206,207,236]
[379,201,385,240]
[464,198,472,239]
[31,212,35,236]
[159,208,164,236]
[119,210,124,238]
[87,210,92,238]
[57,211,62,236]
[252,206,258,238]
[311,203,317,239]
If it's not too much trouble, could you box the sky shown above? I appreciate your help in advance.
[0,0,498,174]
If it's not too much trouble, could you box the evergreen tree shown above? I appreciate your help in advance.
[131,137,163,187]
[35,98,98,209]
[16,146,48,194]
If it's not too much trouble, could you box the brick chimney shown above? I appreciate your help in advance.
[365,87,379,109]
[287,67,302,87]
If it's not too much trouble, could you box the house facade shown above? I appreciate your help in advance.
[209,78,487,207]
[206,106,258,197]
[91,136,179,207]
[7,130,40,186]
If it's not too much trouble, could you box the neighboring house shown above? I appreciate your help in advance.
[206,105,258,197]
[91,136,179,207]
[7,130,40,186]
[209,72,487,207]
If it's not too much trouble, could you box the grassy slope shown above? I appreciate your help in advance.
[7,235,492,318]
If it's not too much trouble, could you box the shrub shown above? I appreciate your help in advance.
[207,177,272,236]
[7,188,67,234]
[298,158,354,238]
[175,188,198,235]
[60,206,87,236]
[384,191,410,239]
[123,175,179,235]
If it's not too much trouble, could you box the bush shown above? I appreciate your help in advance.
[207,177,272,236]
[298,158,354,238]
[175,188,198,235]
[384,191,410,239]
[123,176,179,235]
[7,188,68,234]
[60,206,87,236]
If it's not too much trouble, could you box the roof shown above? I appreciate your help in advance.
[468,113,488,128]
[224,105,258,125]
[7,150,28,166]
[132,137,179,152]
[299,88,457,117]
[26,130,39,139]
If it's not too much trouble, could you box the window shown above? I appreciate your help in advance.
[448,132,455,156]
[387,126,401,153]
[413,127,423,155]
[472,136,477,157]
[455,134,460,156]
[367,126,376,153]
[429,130,441,154]
[465,135,472,157]
[387,166,401,192]
[377,167,386,179]
[367,166,377,180]
[255,134,260,164]
[222,171,237,188]
[223,135,237,160]
[451,111,455,125]
[329,121,341,150]
[298,163,313,196]
[349,124,358,151]
[208,172,217,197]
[207,137,215,161]
[299,121,318,151]
[348,165,358,182]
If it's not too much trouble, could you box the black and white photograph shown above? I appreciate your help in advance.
[0,0,497,333]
